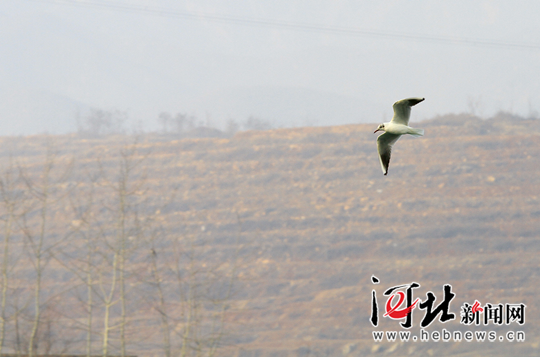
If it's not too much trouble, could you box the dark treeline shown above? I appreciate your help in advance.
[76,109,274,139]
[75,107,540,139]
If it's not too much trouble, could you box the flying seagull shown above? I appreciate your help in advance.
[374,97,425,175]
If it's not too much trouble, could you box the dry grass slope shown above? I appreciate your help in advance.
[0,114,538,356]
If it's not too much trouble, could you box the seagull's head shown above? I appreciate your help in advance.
[374,123,385,133]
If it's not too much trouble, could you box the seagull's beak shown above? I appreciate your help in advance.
[374,128,380,133]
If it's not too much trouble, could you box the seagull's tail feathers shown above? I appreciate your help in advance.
[409,128,424,137]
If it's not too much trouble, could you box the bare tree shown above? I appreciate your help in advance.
[158,112,173,134]
[242,116,272,131]
[467,95,484,117]
[172,113,196,133]
[225,119,240,136]
[158,112,199,134]
[148,234,171,357]
[18,146,73,357]
[0,158,27,353]
[142,212,243,357]
[0,134,245,357]
[51,168,101,357]
[85,140,150,357]
[78,109,128,137]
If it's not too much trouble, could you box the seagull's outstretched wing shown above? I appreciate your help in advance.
[391,97,425,126]
[377,133,401,175]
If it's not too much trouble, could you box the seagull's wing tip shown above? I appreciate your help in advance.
[409,97,425,106]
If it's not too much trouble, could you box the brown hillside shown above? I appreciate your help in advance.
[0,115,538,357]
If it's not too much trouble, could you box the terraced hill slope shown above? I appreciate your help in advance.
[0,114,538,356]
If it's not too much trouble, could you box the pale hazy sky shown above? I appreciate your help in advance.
[2,1,540,134]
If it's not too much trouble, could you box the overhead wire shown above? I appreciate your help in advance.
[26,0,540,50]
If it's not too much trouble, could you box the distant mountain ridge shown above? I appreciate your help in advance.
[0,84,386,135]
[0,85,87,135]
[191,86,385,127]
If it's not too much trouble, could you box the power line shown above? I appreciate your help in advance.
[27,0,540,50]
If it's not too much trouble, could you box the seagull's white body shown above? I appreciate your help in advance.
[374,97,425,175]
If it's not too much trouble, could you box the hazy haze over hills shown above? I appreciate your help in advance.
[2,1,540,134]
[2,3,540,355]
